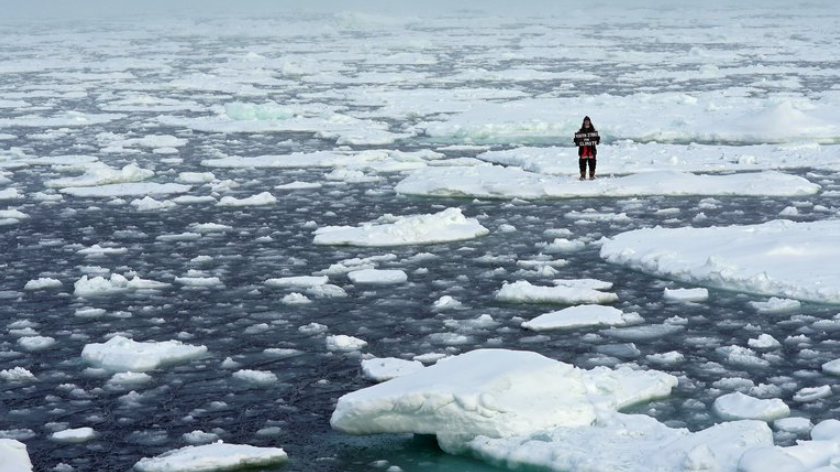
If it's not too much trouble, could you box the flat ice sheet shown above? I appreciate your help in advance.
[600,219,840,303]
[395,165,819,199]
[133,442,287,472]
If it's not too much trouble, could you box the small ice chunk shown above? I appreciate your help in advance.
[497,280,618,305]
[713,392,790,421]
[645,351,686,366]
[182,431,220,445]
[18,335,55,351]
[133,442,287,472]
[264,276,328,288]
[749,297,801,313]
[178,172,216,184]
[217,192,277,207]
[663,287,708,302]
[522,305,641,331]
[432,295,463,311]
[23,278,63,290]
[748,334,781,349]
[326,335,367,352]
[232,370,277,386]
[50,427,96,444]
[822,358,840,375]
[348,269,408,285]
[0,367,35,381]
[282,293,311,305]
[792,385,831,402]
[81,336,207,372]
[314,208,488,247]
[361,358,425,382]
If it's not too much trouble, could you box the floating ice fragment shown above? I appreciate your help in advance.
[314,208,488,247]
[522,305,641,331]
[713,392,790,421]
[81,336,207,372]
[348,269,408,285]
[133,442,287,472]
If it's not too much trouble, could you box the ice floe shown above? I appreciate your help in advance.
[0,439,32,472]
[347,269,408,285]
[601,219,840,304]
[396,165,819,199]
[74,274,170,297]
[313,208,489,247]
[496,280,618,305]
[713,392,790,421]
[133,442,287,472]
[81,335,208,372]
[522,305,642,331]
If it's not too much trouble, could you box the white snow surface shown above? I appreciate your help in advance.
[60,182,191,197]
[331,349,677,443]
[81,335,208,372]
[600,219,840,304]
[347,269,408,285]
[133,442,287,472]
[74,274,170,297]
[0,439,33,472]
[522,305,641,331]
[464,413,771,472]
[396,165,819,199]
[713,392,791,421]
[497,280,619,305]
[314,208,489,247]
[361,357,425,382]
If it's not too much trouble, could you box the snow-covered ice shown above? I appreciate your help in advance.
[347,269,408,285]
[601,219,840,303]
[133,442,287,472]
[396,166,820,199]
[81,336,208,372]
[0,439,32,472]
[331,349,677,443]
[497,280,619,305]
[314,208,489,247]
[361,357,425,382]
[522,305,642,331]
[713,392,790,421]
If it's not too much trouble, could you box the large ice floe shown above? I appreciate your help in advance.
[0,439,33,472]
[313,207,489,246]
[332,348,840,472]
[600,219,840,304]
[419,95,840,145]
[395,165,820,199]
[81,335,208,372]
[133,442,287,472]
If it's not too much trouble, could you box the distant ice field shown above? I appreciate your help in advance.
[2,3,840,472]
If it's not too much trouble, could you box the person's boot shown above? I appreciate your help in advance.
[579,171,586,181]
[589,172,596,180]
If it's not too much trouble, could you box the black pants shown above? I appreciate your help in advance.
[579,158,596,175]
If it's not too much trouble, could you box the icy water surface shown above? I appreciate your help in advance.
[3,4,840,472]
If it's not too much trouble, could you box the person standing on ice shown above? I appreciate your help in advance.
[574,116,600,180]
